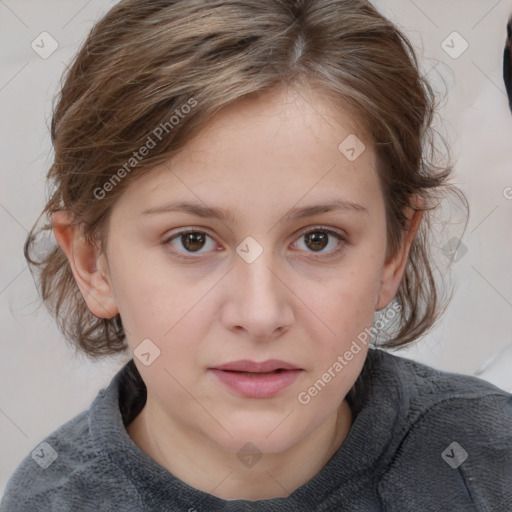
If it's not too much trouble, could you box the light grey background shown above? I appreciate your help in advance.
[1,0,512,498]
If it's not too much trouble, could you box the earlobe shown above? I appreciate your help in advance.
[375,205,424,310]
[51,211,118,319]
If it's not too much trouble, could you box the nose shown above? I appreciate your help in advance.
[221,244,294,342]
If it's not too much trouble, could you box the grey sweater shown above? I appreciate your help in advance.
[1,348,511,511]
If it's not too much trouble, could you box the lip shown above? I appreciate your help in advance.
[213,359,301,373]
[209,359,304,398]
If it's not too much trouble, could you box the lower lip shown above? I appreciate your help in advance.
[209,369,303,398]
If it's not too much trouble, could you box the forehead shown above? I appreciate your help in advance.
[111,86,382,223]
[175,86,369,168]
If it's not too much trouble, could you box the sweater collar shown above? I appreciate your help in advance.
[89,348,411,511]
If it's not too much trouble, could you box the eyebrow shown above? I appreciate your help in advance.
[141,199,368,222]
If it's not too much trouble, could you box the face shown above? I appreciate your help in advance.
[78,86,411,455]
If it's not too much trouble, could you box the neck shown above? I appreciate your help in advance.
[127,398,353,500]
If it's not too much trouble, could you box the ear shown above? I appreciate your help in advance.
[375,201,424,310]
[51,211,118,319]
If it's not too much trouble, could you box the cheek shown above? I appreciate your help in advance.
[108,247,203,343]
[294,245,384,358]
[293,265,380,414]
[305,278,377,349]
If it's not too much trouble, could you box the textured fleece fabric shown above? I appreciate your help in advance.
[1,348,511,511]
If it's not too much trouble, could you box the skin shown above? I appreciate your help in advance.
[53,85,421,500]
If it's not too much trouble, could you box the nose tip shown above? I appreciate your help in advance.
[225,254,294,341]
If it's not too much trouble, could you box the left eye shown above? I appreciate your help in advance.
[293,228,345,254]
[163,227,345,258]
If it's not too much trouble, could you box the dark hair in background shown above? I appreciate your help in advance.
[504,15,512,112]
[24,0,467,359]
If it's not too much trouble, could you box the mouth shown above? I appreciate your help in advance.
[212,359,302,373]
[223,369,288,376]
[209,359,303,398]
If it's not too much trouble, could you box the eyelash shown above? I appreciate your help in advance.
[162,226,347,261]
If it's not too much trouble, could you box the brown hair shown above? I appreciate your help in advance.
[25,0,466,358]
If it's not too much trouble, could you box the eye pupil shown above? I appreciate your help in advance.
[171,229,338,257]
[305,231,328,252]
[182,232,206,251]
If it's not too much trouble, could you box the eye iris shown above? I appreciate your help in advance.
[305,231,328,252]
[182,232,206,252]
[177,231,332,253]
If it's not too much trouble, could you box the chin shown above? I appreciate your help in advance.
[219,433,300,458]
[209,415,309,455]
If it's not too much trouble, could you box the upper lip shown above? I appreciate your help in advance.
[211,359,302,372]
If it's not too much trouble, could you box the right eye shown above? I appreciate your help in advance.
[163,229,220,259]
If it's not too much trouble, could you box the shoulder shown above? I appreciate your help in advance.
[0,389,138,512]
[1,410,99,511]
[373,349,512,511]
